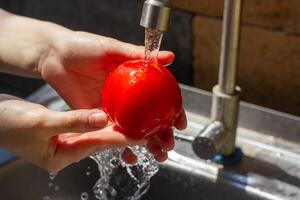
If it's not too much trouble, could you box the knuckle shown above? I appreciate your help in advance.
[25,109,46,129]
[63,113,81,129]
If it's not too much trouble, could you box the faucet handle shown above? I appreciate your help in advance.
[192,121,223,160]
[192,137,217,160]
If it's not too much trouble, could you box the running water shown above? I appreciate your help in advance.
[144,28,163,62]
[91,147,158,200]
[91,28,164,200]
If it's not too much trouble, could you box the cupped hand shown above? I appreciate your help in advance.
[39,31,175,109]
[0,96,147,173]
[38,31,186,165]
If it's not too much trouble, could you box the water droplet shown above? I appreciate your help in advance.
[111,188,117,197]
[276,152,283,157]
[42,196,51,200]
[54,185,60,191]
[86,171,91,176]
[81,192,89,200]
[48,182,53,187]
[49,173,56,180]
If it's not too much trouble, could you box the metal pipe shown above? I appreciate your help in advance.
[140,0,171,31]
[193,0,243,159]
[218,0,243,94]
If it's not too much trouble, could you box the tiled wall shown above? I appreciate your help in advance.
[173,0,300,116]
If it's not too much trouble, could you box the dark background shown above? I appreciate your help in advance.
[0,0,193,98]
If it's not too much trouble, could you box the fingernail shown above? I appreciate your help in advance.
[89,112,107,127]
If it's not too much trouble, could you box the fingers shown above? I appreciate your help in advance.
[107,39,175,66]
[58,126,145,148]
[53,126,174,169]
[154,129,175,151]
[55,125,145,156]
[147,136,168,162]
[45,109,108,135]
[158,51,175,66]
[122,130,174,164]
[174,108,187,130]
[121,130,175,164]
[146,130,175,162]
[144,108,186,163]
[51,126,146,169]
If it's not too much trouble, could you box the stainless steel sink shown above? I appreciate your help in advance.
[0,85,299,200]
[0,157,263,200]
[0,129,298,200]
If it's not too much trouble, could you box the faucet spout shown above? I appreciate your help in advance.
[140,0,172,31]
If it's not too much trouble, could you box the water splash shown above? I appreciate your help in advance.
[54,185,60,191]
[81,192,89,200]
[42,196,51,200]
[91,146,158,200]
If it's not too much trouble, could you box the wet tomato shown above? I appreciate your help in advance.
[102,60,182,139]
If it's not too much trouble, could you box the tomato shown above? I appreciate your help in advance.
[102,60,182,139]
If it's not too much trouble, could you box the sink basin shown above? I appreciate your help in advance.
[0,85,299,200]
[0,118,299,200]
[0,157,262,200]
[0,131,299,200]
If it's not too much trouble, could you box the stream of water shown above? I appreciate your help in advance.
[144,28,163,63]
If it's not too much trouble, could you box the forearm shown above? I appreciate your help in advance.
[0,9,72,78]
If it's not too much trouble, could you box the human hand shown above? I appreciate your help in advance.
[38,31,186,163]
[0,95,146,173]
[39,31,175,109]
[0,11,186,167]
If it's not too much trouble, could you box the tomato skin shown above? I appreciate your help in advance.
[102,60,182,139]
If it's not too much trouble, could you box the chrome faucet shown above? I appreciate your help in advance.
[140,0,171,32]
[140,0,243,162]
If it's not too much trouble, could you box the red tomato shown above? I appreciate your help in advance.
[102,60,182,139]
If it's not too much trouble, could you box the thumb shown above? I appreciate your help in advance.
[45,109,108,135]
